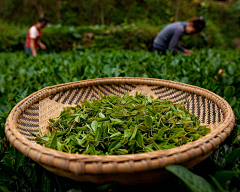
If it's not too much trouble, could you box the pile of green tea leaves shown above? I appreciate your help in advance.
[31,92,210,155]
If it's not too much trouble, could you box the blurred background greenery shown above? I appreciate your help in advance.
[0,0,239,52]
[1,1,240,191]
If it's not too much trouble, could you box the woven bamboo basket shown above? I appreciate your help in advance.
[5,77,235,184]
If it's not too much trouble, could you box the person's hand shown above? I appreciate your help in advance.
[183,52,191,56]
[183,49,194,55]
[39,43,47,49]
[30,48,37,56]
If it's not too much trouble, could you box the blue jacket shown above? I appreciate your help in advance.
[153,21,187,54]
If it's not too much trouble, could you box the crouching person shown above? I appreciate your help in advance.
[152,17,205,55]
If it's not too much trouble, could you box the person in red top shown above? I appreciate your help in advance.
[25,18,48,56]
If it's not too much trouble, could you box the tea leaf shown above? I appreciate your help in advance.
[136,131,143,147]
[15,151,25,171]
[214,170,240,186]
[110,132,121,138]
[75,116,80,123]
[95,127,102,141]
[99,112,105,118]
[166,165,216,192]
[108,141,121,153]
[145,116,153,127]
[225,148,240,164]
[91,120,98,132]
[55,142,62,152]
[133,104,145,110]
[46,131,57,149]
[130,125,138,140]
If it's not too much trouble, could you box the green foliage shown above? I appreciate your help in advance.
[0,48,240,191]
[0,0,239,51]
[0,0,174,26]
[0,19,236,53]
[0,22,27,52]
[0,22,159,52]
[181,19,227,49]
[166,165,216,192]
[209,0,240,43]
[33,93,210,155]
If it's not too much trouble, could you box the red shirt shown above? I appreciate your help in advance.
[25,25,42,48]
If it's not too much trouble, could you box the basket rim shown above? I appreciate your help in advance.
[5,77,235,170]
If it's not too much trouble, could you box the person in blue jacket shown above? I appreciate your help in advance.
[152,17,205,55]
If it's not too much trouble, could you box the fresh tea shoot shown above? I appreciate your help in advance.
[31,92,210,155]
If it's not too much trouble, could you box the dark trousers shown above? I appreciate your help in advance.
[24,45,32,55]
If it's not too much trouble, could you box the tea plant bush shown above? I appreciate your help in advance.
[0,49,240,191]
[0,20,230,53]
